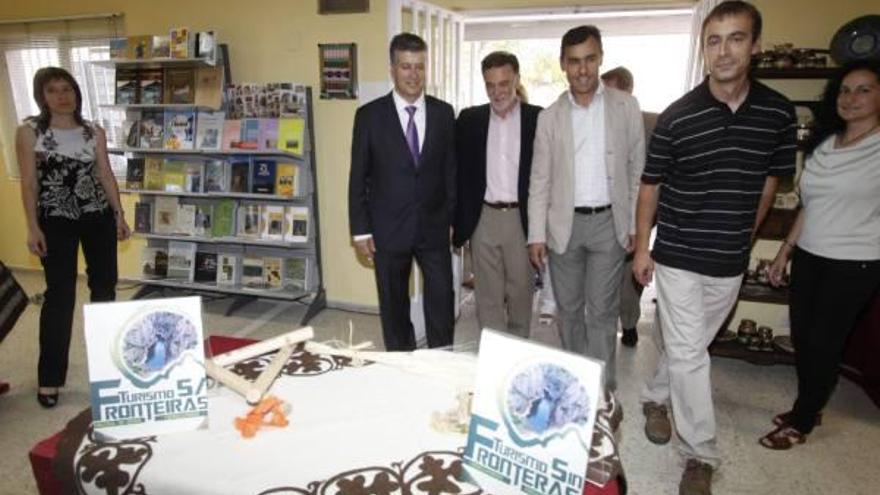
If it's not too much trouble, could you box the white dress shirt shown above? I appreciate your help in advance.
[392,89,426,152]
[569,83,610,207]
[353,90,426,241]
[485,101,521,203]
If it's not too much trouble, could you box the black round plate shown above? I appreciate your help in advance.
[830,15,880,64]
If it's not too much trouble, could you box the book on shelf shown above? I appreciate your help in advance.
[229,159,250,193]
[284,206,309,243]
[184,161,203,193]
[153,196,178,234]
[195,31,216,61]
[164,109,196,150]
[194,66,223,109]
[140,247,168,279]
[162,160,186,192]
[251,159,276,194]
[194,252,218,283]
[195,111,224,150]
[123,117,140,148]
[241,256,265,288]
[239,118,260,150]
[193,204,213,237]
[217,253,240,287]
[126,35,152,59]
[126,157,145,190]
[115,69,138,105]
[221,120,242,150]
[275,162,298,197]
[203,159,227,192]
[143,157,164,190]
[237,204,262,238]
[259,119,279,150]
[139,69,164,104]
[283,257,308,291]
[164,68,195,104]
[211,199,236,238]
[109,38,127,59]
[134,202,152,233]
[261,204,285,241]
[151,35,171,58]
[139,110,165,149]
[169,27,192,59]
[176,204,197,236]
[167,241,197,281]
[277,117,305,155]
[263,257,283,290]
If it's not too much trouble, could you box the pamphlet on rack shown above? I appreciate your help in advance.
[463,329,603,494]
[83,296,209,440]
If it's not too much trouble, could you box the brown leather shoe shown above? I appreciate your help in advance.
[679,459,713,495]
[643,401,672,445]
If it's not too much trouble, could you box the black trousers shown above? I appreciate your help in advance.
[373,246,454,351]
[38,210,117,387]
[789,247,880,433]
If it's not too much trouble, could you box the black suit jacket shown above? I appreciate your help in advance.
[453,102,541,247]
[348,92,456,252]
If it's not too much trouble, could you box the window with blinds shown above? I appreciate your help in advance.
[0,14,125,177]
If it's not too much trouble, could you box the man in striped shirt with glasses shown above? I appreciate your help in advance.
[632,2,796,494]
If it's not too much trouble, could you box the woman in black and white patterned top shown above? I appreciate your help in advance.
[16,67,130,408]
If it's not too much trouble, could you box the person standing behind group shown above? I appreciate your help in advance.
[759,59,880,450]
[348,33,456,351]
[528,25,645,390]
[600,66,659,347]
[632,2,796,494]
[454,51,541,338]
[17,67,130,409]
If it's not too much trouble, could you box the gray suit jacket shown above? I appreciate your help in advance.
[527,88,646,253]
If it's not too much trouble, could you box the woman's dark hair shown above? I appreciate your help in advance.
[805,59,880,155]
[28,66,88,135]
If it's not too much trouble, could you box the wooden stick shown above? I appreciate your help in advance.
[212,327,314,367]
[204,359,262,404]
[250,344,296,401]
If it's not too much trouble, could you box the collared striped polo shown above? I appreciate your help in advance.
[642,78,797,277]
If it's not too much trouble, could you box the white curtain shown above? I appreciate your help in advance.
[684,0,724,90]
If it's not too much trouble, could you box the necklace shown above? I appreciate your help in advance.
[837,123,880,148]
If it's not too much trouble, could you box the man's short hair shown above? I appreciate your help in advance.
[389,32,427,64]
[481,51,519,74]
[701,0,762,42]
[601,66,634,92]
[560,25,603,60]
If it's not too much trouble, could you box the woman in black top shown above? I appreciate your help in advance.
[16,67,130,408]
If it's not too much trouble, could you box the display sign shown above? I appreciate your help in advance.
[464,329,603,494]
[83,296,208,440]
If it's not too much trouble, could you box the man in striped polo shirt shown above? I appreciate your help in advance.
[632,2,796,494]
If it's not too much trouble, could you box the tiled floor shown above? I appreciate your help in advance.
[0,269,878,495]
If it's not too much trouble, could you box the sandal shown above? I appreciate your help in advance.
[759,425,806,450]
[772,410,822,428]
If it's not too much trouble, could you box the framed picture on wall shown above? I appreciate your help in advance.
[318,43,357,100]
[318,0,369,15]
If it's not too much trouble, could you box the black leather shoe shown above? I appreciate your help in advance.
[621,328,638,347]
[37,391,59,408]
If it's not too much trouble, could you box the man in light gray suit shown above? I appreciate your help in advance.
[528,25,645,390]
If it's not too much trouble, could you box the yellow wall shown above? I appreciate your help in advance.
[0,0,877,309]
[0,0,388,308]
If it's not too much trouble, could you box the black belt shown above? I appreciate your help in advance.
[484,201,519,210]
[574,204,612,215]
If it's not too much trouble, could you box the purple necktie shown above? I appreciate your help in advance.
[405,105,420,167]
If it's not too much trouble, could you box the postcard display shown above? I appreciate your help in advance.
[96,31,326,324]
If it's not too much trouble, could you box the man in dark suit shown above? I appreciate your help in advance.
[454,51,541,337]
[348,33,456,351]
